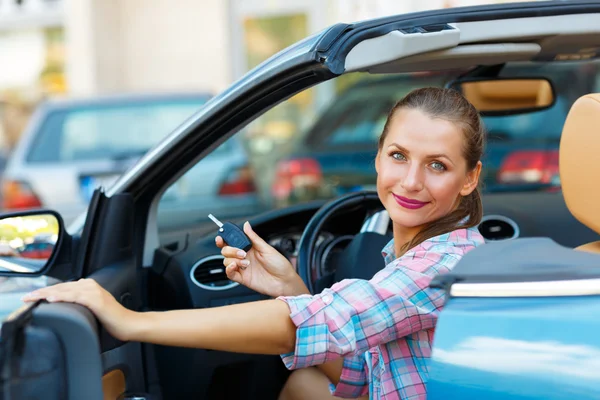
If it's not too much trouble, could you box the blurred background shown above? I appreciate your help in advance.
[0,0,546,231]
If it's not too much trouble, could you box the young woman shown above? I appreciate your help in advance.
[23,87,486,399]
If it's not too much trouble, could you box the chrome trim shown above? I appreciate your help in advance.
[360,210,390,235]
[478,214,520,241]
[450,278,600,298]
[190,255,239,291]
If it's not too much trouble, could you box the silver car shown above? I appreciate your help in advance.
[2,92,263,228]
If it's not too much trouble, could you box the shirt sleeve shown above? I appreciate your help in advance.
[328,352,370,398]
[277,249,460,392]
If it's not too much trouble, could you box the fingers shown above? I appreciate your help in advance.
[223,257,249,270]
[243,222,271,251]
[21,278,102,310]
[225,262,243,283]
[220,245,247,259]
[22,280,78,301]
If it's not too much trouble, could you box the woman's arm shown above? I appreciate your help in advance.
[132,299,297,354]
[23,279,298,354]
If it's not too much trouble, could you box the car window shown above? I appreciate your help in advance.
[26,99,207,163]
[319,101,389,146]
[156,60,600,238]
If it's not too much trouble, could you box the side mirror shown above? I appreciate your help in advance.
[0,210,63,276]
[448,77,556,115]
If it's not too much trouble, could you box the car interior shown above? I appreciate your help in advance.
[3,3,600,400]
[115,10,600,399]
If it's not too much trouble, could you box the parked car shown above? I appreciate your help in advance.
[2,2,600,399]
[18,237,55,260]
[1,92,216,226]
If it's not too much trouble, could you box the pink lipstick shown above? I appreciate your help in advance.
[393,194,429,210]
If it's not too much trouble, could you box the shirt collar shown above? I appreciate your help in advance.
[381,238,396,265]
[380,225,485,264]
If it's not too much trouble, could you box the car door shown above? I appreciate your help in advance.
[1,190,148,400]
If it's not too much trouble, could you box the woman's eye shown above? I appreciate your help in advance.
[391,152,406,161]
[431,161,446,171]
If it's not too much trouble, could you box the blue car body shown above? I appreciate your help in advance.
[429,296,600,399]
[426,237,600,399]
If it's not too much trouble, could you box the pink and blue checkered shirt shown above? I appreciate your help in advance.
[277,226,484,399]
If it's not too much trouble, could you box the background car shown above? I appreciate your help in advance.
[157,134,266,233]
[18,234,55,259]
[1,92,213,226]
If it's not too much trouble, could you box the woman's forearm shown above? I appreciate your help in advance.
[127,299,297,354]
[282,275,311,297]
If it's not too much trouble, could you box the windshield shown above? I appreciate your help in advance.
[26,97,208,163]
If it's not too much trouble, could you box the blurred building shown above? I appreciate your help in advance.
[66,0,527,95]
[0,0,64,151]
[0,0,535,153]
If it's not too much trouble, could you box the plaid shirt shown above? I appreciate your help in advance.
[277,226,484,399]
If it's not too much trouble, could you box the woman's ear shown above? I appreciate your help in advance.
[460,161,482,196]
[375,150,381,174]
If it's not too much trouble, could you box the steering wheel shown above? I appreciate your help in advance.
[296,191,391,294]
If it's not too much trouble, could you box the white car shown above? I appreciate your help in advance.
[2,93,215,226]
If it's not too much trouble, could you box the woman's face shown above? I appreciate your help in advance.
[376,108,481,236]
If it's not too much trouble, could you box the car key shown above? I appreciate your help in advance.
[209,214,253,252]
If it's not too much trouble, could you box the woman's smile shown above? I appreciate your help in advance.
[392,194,430,210]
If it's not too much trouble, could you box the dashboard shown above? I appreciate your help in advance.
[151,190,599,312]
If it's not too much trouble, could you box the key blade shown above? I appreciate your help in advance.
[208,214,223,228]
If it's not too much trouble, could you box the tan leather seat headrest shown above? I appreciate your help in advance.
[559,93,600,235]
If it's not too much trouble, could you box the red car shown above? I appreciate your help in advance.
[18,241,54,259]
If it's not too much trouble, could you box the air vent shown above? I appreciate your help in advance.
[190,255,239,291]
[478,215,520,241]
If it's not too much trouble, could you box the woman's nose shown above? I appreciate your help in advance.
[401,164,424,192]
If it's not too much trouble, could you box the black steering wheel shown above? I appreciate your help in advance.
[296,191,392,294]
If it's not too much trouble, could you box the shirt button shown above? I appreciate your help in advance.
[322,294,333,305]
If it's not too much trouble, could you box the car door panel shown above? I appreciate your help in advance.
[28,189,146,400]
[87,261,147,397]
[31,303,104,400]
[26,266,148,400]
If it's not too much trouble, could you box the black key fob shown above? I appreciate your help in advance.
[209,214,253,252]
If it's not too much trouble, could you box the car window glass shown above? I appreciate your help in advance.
[324,100,392,146]
[26,99,207,163]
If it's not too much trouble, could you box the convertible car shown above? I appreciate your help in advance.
[2,1,600,399]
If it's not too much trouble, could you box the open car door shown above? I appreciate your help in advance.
[0,190,148,400]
